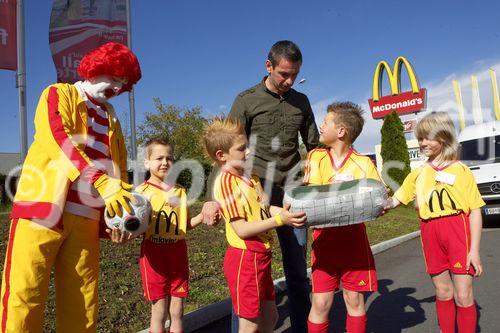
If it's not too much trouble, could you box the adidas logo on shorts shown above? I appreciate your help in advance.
[453,262,463,269]
[358,280,367,286]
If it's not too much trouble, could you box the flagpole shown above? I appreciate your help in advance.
[16,0,27,161]
[125,0,139,185]
[16,0,28,163]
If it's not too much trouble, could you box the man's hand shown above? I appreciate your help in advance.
[105,227,134,244]
[279,204,307,228]
[201,201,221,226]
[94,174,133,217]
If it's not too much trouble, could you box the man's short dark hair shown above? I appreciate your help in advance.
[267,40,302,67]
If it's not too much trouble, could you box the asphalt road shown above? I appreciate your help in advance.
[193,227,500,333]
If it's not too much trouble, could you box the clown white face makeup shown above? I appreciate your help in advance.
[81,75,128,102]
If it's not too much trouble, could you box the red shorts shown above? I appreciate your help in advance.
[420,214,475,276]
[139,239,189,301]
[223,247,275,319]
[311,224,377,293]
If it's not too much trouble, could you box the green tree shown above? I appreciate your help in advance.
[137,99,211,190]
[380,111,411,187]
[138,98,208,161]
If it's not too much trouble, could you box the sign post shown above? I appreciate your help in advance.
[17,0,27,160]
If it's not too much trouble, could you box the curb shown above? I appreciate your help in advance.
[138,230,421,333]
[371,230,421,255]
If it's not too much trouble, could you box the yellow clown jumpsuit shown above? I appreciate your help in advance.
[0,83,128,333]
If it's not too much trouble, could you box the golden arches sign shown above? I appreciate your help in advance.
[372,57,421,101]
[368,56,426,119]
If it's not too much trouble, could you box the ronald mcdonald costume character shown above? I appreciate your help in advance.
[0,42,141,333]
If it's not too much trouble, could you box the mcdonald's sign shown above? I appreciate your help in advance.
[368,56,427,119]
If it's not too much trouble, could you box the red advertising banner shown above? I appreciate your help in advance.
[369,88,426,119]
[49,0,128,83]
[0,0,17,71]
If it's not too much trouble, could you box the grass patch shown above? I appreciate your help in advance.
[0,204,418,332]
[0,202,11,213]
[366,204,419,245]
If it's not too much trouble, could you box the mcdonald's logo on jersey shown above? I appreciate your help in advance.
[428,188,457,213]
[154,210,179,235]
[368,56,427,119]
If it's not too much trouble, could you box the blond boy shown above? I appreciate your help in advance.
[202,117,306,333]
[136,138,219,333]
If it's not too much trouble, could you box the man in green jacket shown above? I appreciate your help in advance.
[229,40,319,333]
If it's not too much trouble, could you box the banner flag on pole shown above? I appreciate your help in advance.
[0,0,17,70]
[49,0,128,83]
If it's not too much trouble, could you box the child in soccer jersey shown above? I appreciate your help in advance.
[201,117,307,333]
[135,138,219,333]
[385,112,484,333]
[304,102,382,333]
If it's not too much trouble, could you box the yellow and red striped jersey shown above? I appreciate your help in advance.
[64,95,112,220]
[304,148,382,185]
[213,170,273,252]
[394,162,485,220]
[136,181,188,243]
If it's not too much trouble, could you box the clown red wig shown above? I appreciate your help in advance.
[77,42,141,92]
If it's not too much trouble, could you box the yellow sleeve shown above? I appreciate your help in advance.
[365,158,383,182]
[463,167,485,210]
[303,149,325,185]
[134,183,145,194]
[135,183,148,196]
[134,183,158,209]
[178,187,188,229]
[216,173,245,221]
[394,168,419,205]
[109,106,128,182]
[34,84,102,183]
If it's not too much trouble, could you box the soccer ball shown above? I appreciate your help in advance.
[104,192,151,237]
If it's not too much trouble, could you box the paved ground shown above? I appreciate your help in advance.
[193,227,500,332]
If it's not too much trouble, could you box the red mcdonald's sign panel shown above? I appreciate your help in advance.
[49,0,128,83]
[0,0,17,71]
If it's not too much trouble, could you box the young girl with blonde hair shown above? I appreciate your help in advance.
[385,111,484,333]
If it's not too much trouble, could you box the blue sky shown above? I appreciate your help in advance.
[1,0,500,155]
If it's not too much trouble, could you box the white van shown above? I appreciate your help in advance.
[458,120,500,223]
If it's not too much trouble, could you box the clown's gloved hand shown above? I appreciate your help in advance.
[93,174,133,217]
